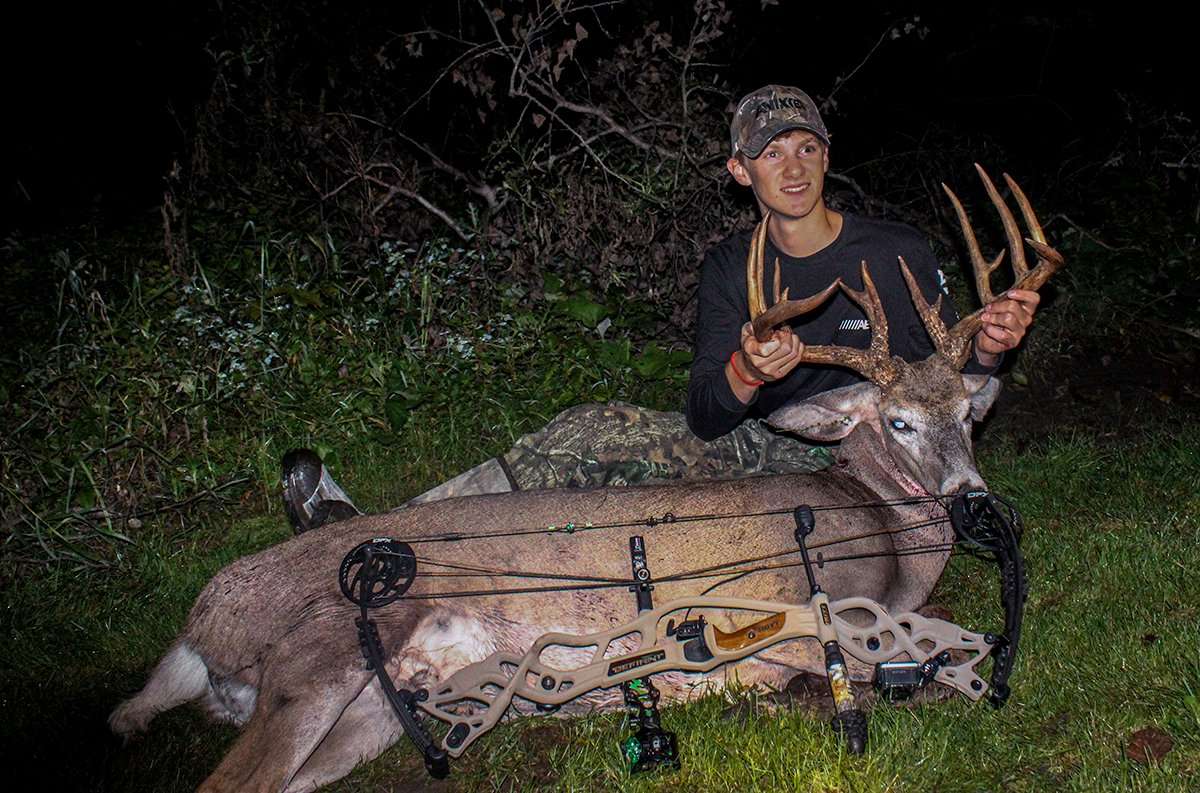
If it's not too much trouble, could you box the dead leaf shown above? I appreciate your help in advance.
[1126,726,1173,764]
[918,604,955,622]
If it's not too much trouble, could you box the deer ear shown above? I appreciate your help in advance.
[767,382,881,441]
[963,375,1001,421]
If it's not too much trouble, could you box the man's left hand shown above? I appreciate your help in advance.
[975,289,1040,363]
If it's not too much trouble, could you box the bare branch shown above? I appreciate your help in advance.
[332,112,503,210]
[362,173,472,241]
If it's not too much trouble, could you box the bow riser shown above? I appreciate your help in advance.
[419,594,991,757]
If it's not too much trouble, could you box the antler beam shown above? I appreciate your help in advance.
[745,214,900,388]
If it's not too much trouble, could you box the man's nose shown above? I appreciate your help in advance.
[783,154,807,174]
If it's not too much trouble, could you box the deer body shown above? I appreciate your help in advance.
[110,376,994,793]
[111,167,1062,792]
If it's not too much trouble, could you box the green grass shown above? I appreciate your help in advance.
[2,430,1196,792]
[0,232,689,570]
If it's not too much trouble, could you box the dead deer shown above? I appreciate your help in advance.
[110,166,1063,792]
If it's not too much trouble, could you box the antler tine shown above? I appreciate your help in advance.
[1002,171,1066,294]
[975,163,1028,279]
[802,262,901,388]
[898,255,955,355]
[746,211,843,341]
[773,255,784,304]
[1003,172,1046,245]
[743,216,898,387]
[942,182,1005,303]
[746,212,771,321]
[940,168,1067,369]
[749,279,843,341]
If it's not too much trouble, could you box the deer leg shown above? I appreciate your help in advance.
[197,660,373,793]
[110,642,211,736]
[283,675,407,793]
[285,606,496,791]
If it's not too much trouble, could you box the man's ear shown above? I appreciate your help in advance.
[726,156,752,186]
[963,375,1001,422]
[767,382,880,441]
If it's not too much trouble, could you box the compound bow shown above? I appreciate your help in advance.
[341,492,1027,779]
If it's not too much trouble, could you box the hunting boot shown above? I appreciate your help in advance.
[281,449,362,533]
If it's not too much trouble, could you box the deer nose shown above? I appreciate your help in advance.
[943,473,987,497]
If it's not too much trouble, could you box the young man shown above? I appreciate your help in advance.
[282,85,1040,532]
[686,84,1039,441]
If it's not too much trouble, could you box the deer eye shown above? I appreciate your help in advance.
[889,418,911,432]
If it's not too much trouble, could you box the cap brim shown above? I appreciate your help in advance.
[739,122,830,158]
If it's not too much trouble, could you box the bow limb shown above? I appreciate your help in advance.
[830,597,992,699]
[417,595,992,757]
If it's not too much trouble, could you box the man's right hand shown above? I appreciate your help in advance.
[741,322,805,381]
[726,322,805,403]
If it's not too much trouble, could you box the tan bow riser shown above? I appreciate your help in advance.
[420,594,992,757]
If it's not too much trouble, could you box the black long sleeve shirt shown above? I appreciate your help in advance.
[686,213,996,441]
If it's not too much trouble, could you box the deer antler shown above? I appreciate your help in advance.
[745,167,1064,384]
[746,214,899,388]
[747,211,844,341]
[923,164,1066,368]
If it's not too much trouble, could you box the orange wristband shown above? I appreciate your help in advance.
[729,350,764,387]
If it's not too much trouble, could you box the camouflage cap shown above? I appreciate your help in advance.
[730,85,830,158]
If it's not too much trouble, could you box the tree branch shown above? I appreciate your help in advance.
[363,171,472,241]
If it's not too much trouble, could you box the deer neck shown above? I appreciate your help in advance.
[833,422,926,503]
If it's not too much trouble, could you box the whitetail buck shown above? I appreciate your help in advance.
[110,166,1063,792]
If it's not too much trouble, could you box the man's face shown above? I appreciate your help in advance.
[726,130,829,220]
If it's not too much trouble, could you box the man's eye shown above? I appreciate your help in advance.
[890,419,910,431]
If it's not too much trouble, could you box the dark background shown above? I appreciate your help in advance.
[3,1,1197,434]
[5,3,1193,232]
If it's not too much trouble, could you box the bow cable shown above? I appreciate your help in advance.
[398,494,952,546]
[379,514,951,591]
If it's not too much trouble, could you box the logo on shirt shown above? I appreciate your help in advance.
[937,268,950,295]
[839,319,870,331]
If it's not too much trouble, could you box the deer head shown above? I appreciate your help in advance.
[750,165,1065,497]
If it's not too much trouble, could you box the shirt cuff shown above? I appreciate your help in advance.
[964,347,1003,375]
[714,368,757,414]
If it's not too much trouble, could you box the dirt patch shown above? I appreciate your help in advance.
[1126,726,1175,764]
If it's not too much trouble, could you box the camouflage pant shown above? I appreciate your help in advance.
[407,402,833,505]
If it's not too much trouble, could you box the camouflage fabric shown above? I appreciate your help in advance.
[407,402,833,505]
[730,84,830,157]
